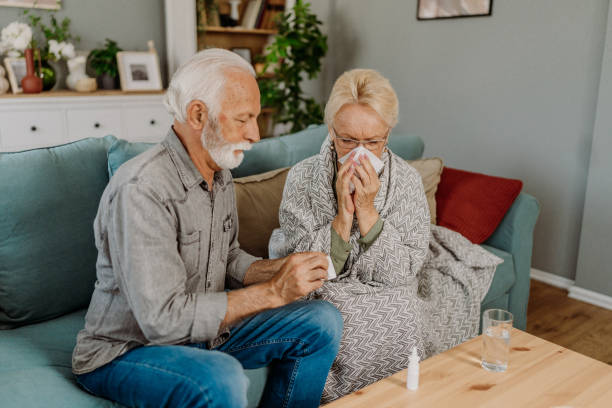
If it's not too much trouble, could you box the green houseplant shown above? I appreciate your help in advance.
[259,0,327,135]
[88,39,122,90]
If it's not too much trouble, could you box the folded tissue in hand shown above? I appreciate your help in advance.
[337,145,385,193]
[326,255,337,280]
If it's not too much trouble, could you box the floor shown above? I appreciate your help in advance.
[526,279,612,365]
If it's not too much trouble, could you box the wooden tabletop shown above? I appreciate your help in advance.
[324,329,612,408]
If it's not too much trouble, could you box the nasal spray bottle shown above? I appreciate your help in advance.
[406,347,420,391]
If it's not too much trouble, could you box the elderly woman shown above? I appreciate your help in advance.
[277,69,502,402]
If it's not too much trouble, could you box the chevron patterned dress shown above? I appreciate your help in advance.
[278,136,502,402]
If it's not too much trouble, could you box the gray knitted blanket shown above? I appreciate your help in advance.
[276,136,502,402]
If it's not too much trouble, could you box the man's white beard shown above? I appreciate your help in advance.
[201,119,252,169]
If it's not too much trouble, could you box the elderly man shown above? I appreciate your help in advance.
[71,48,342,408]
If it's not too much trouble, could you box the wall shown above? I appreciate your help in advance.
[575,2,612,297]
[0,0,167,82]
[307,0,610,283]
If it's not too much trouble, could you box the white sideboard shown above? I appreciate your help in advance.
[0,91,173,152]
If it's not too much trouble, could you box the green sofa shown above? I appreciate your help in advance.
[0,124,540,407]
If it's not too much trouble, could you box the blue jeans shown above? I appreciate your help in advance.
[76,300,343,408]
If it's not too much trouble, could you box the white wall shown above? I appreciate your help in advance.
[575,2,612,297]
[307,0,610,283]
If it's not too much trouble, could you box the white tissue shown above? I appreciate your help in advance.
[337,145,384,193]
[326,255,337,280]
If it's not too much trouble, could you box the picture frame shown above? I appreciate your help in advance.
[232,48,252,64]
[3,57,27,94]
[417,0,493,20]
[0,0,61,10]
[116,51,163,91]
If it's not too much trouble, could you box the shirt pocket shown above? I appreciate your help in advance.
[178,231,201,290]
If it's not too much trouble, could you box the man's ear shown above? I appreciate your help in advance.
[186,100,208,131]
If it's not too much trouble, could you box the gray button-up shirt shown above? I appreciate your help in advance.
[72,129,259,375]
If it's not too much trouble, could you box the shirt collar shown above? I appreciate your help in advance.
[162,127,229,191]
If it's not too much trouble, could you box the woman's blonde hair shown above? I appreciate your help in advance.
[324,69,399,129]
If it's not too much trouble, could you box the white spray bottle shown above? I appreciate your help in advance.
[406,346,419,391]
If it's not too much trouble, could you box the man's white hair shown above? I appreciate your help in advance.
[164,48,256,123]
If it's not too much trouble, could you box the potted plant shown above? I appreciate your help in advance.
[88,39,122,90]
[258,0,328,136]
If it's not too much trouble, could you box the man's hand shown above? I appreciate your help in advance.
[222,252,327,331]
[267,252,328,307]
[333,152,356,241]
[352,154,380,236]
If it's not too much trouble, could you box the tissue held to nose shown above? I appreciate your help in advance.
[338,145,385,193]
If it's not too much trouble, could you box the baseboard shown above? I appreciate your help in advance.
[568,286,612,311]
[530,268,575,290]
[530,268,612,311]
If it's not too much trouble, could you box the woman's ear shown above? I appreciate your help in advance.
[186,100,208,132]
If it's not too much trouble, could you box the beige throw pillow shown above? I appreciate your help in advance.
[406,157,444,224]
[233,167,290,258]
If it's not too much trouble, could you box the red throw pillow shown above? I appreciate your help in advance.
[435,167,523,244]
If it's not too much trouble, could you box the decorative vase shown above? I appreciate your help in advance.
[21,48,43,94]
[98,73,117,90]
[0,66,9,94]
[75,77,97,93]
[47,59,67,91]
[40,62,56,91]
[66,56,88,91]
[229,0,241,23]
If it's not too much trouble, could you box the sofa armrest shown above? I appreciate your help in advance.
[484,192,540,330]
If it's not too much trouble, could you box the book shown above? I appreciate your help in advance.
[241,0,263,29]
[254,0,268,28]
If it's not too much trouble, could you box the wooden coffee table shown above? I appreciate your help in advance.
[324,329,612,407]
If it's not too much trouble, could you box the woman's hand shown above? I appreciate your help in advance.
[352,154,380,236]
[332,152,356,241]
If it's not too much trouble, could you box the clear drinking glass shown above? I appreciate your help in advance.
[481,309,513,372]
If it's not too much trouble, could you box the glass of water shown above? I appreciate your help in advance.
[481,309,513,372]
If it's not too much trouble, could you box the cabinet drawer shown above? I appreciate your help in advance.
[67,108,122,142]
[0,110,64,152]
[123,106,173,143]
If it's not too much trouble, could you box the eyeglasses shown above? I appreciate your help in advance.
[331,127,389,151]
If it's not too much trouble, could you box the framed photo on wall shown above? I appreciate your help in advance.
[0,0,61,10]
[116,51,163,91]
[417,0,493,20]
[3,57,27,94]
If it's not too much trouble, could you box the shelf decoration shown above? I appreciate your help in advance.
[116,41,162,92]
[417,0,493,20]
[0,0,61,10]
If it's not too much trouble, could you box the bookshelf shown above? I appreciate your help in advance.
[201,26,277,35]
[197,26,277,59]
[197,0,285,63]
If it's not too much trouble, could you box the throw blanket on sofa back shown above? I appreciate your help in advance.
[278,137,502,402]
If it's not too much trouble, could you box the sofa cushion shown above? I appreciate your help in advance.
[107,138,153,177]
[234,168,290,258]
[0,136,115,328]
[435,167,523,244]
[0,309,267,408]
[0,309,117,407]
[480,244,516,305]
[407,157,443,224]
